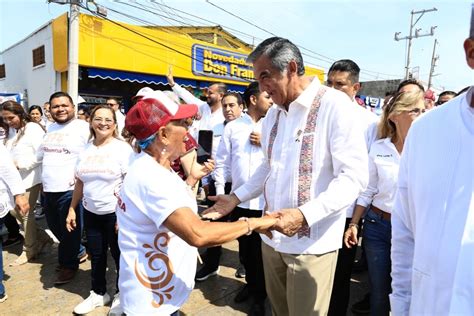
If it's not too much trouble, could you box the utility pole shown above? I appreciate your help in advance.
[394,8,437,79]
[48,0,82,111]
[428,39,439,89]
[68,1,81,112]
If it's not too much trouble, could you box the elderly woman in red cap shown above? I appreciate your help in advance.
[116,91,276,316]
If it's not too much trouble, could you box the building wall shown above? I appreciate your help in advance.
[0,23,58,107]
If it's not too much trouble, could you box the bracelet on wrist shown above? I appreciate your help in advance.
[239,217,252,236]
[348,223,359,229]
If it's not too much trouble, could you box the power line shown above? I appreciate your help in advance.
[80,2,253,83]
[204,0,402,79]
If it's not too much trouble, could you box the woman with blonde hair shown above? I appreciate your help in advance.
[1,100,53,266]
[343,90,425,316]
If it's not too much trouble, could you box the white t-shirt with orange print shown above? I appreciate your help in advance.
[117,152,198,315]
[39,119,90,192]
[75,138,134,215]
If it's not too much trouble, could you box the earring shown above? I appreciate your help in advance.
[161,146,167,156]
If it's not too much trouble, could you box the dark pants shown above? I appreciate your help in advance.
[230,207,266,301]
[84,209,120,295]
[44,191,82,270]
[0,217,5,295]
[328,217,358,316]
[363,208,392,316]
[202,180,232,269]
[4,212,20,239]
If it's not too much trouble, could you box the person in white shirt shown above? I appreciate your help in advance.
[0,143,29,303]
[326,59,379,316]
[215,81,274,313]
[390,11,474,315]
[116,90,276,315]
[2,101,54,266]
[106,97,125,136]
[344,90,425,316]
[65,105,134,315]
[204,37,369,315]
[166,66,226,143]
[194,92,244,282]
[38,92,90,285]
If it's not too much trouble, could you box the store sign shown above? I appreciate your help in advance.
[192,44,254,82]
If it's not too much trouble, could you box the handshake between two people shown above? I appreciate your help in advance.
[202,194,307,238]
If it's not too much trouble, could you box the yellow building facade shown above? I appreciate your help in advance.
[52,12,324,104]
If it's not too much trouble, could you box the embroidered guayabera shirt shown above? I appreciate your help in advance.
[234,78,368,255]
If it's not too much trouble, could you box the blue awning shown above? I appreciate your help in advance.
[86,67,246,93]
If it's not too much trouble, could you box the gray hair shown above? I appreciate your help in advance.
[247,37,305,76]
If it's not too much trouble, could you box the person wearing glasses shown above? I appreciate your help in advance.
[2,101,53,266]
[343,90,425,316]
[436,90,457,106]
[106,97,125,135]
[66,104,134,315]
[116,91,277,315]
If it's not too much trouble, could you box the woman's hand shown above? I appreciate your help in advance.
[344,224,359,248]
[189,159,215,182]
[250,214,278,239]
[66,208,77,232]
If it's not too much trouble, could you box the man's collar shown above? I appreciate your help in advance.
[292,76,321,109]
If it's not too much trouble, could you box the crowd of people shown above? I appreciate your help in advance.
[0,8,472,316]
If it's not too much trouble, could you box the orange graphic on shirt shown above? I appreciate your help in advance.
[134,232,175,308]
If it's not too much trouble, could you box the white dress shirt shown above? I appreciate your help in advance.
[390,89,474,315]
[344,99,379,217]
[214,114,265,210]
[234,78,368,255]
[356,138,399,213]
[115,110,125,136]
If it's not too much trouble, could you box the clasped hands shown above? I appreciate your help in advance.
[202,194,307,238]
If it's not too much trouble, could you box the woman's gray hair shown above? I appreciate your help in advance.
[247,37,305,76]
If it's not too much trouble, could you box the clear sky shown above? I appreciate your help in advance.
[1,0,472,92]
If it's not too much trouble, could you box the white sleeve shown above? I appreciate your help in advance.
[233,160,269,202]
[172,84,207,110]
[390,133,414,316]
[233,110,275,202]
[299,99,369,226]
[356,149,378,207]
[213,125,231,195]
[0,144,26,196]
[15,123,45,171]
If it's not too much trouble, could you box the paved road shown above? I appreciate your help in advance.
[1,217,369,315]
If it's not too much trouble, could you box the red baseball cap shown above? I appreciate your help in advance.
[125,90,197,140]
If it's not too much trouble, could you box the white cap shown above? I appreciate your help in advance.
[141,90,181,116]
[134,87,154,99]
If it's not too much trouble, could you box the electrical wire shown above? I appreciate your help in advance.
[204,0,402,79]
[79,2,254,83]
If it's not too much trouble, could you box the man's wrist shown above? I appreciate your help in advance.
[230,193,241,206]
